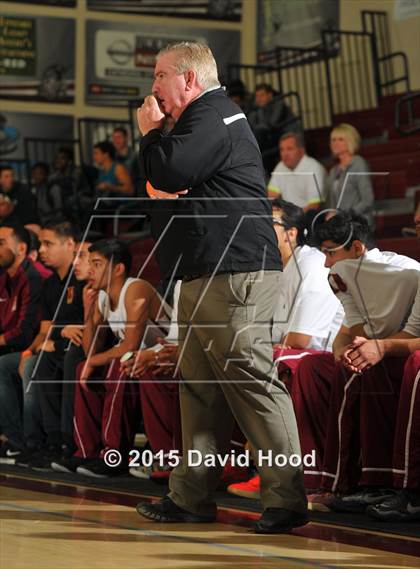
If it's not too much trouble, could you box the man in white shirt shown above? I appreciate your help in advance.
[300,211,419,511]
[268,132,326,211]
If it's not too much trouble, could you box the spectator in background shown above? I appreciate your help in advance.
[324,124,374,226]
[0,165,40,233]
[30,162,65,226]
[112,127,141,190]
[268,132,326,211]
[112,127,134,171]
[93,141,134,197]
[50,146,77,188]
[247,83,300,174]
[226,79,252,113]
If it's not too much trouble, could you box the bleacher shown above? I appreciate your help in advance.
[229,8,419,258]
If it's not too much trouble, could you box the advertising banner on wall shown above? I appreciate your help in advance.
[13,0,77,8]
[0,112,74,161]
[258,0,339,52]
[11,1,76,6]
[0,14,75,103]
[86,19,240,106]
[87,0,241,21]
[394,0,420,21]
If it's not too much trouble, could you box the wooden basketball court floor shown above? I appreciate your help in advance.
[1,472,420,569]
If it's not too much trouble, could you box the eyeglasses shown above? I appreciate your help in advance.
[272,217,286,227]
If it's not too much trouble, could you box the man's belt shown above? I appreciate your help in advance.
[182,273,211,282]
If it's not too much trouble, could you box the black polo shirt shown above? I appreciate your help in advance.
[41,266,84,353]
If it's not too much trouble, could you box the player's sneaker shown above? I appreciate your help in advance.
[129,465,151,479]
[367,489,420,522]
[329,488,396,513]
[29,445,63,471]
[51,456,90,474]
[76,458,127,478]
[227,475,260,499]
[0,441,24,465]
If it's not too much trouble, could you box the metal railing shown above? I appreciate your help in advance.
[322,29,380,116]
[229,10,411,128]
[77,117,132,165]
[274,46,330,129]
[362,10,410,96]
[395,91,420,135]
[229,53,328,129]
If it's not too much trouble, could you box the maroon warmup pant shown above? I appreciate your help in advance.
[73,359,139,459]
[140,373,182,456]
[139,373,246,458]
[392,351,420,490]
[291,352,339,490]
[273,346,323,393]
[296,353,407,493]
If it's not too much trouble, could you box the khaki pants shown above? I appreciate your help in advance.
[168,271,307,516]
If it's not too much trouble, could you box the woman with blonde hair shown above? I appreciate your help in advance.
[324,123,374,225]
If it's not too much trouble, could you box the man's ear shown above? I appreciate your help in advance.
[353,239,366,258]
[114,262,126,278]
[286,226,298,246]
[17,242,27,257]
[184,70,196,91]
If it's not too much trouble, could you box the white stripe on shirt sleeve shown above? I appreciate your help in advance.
[223,113,246,125]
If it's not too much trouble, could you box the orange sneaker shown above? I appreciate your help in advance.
[227,475,261,499]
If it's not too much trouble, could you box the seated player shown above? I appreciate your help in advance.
[121,280,182,480]
[0,224,43,356]
[299,211,419,511]
[0,222,79,464]
[271,199,343,357]
[26,235,97,470]
[346,227,420,521]
[227,199,343,499]
[52,238,171,477]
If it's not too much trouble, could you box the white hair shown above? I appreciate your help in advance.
[157,41,220,91]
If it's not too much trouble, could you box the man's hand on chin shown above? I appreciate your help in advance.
[137,95,165,135]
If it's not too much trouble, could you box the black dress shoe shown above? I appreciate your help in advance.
[136,496,216,523]
[253,508,309,534]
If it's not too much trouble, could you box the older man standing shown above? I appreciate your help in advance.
[135,42,307,533]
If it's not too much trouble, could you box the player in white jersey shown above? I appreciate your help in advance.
[268,132,326,210]
[228,199,343,500]
[347,275,420,521]
[271,199,343,353]
[301,210,419,511]
[53,238,169,478]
